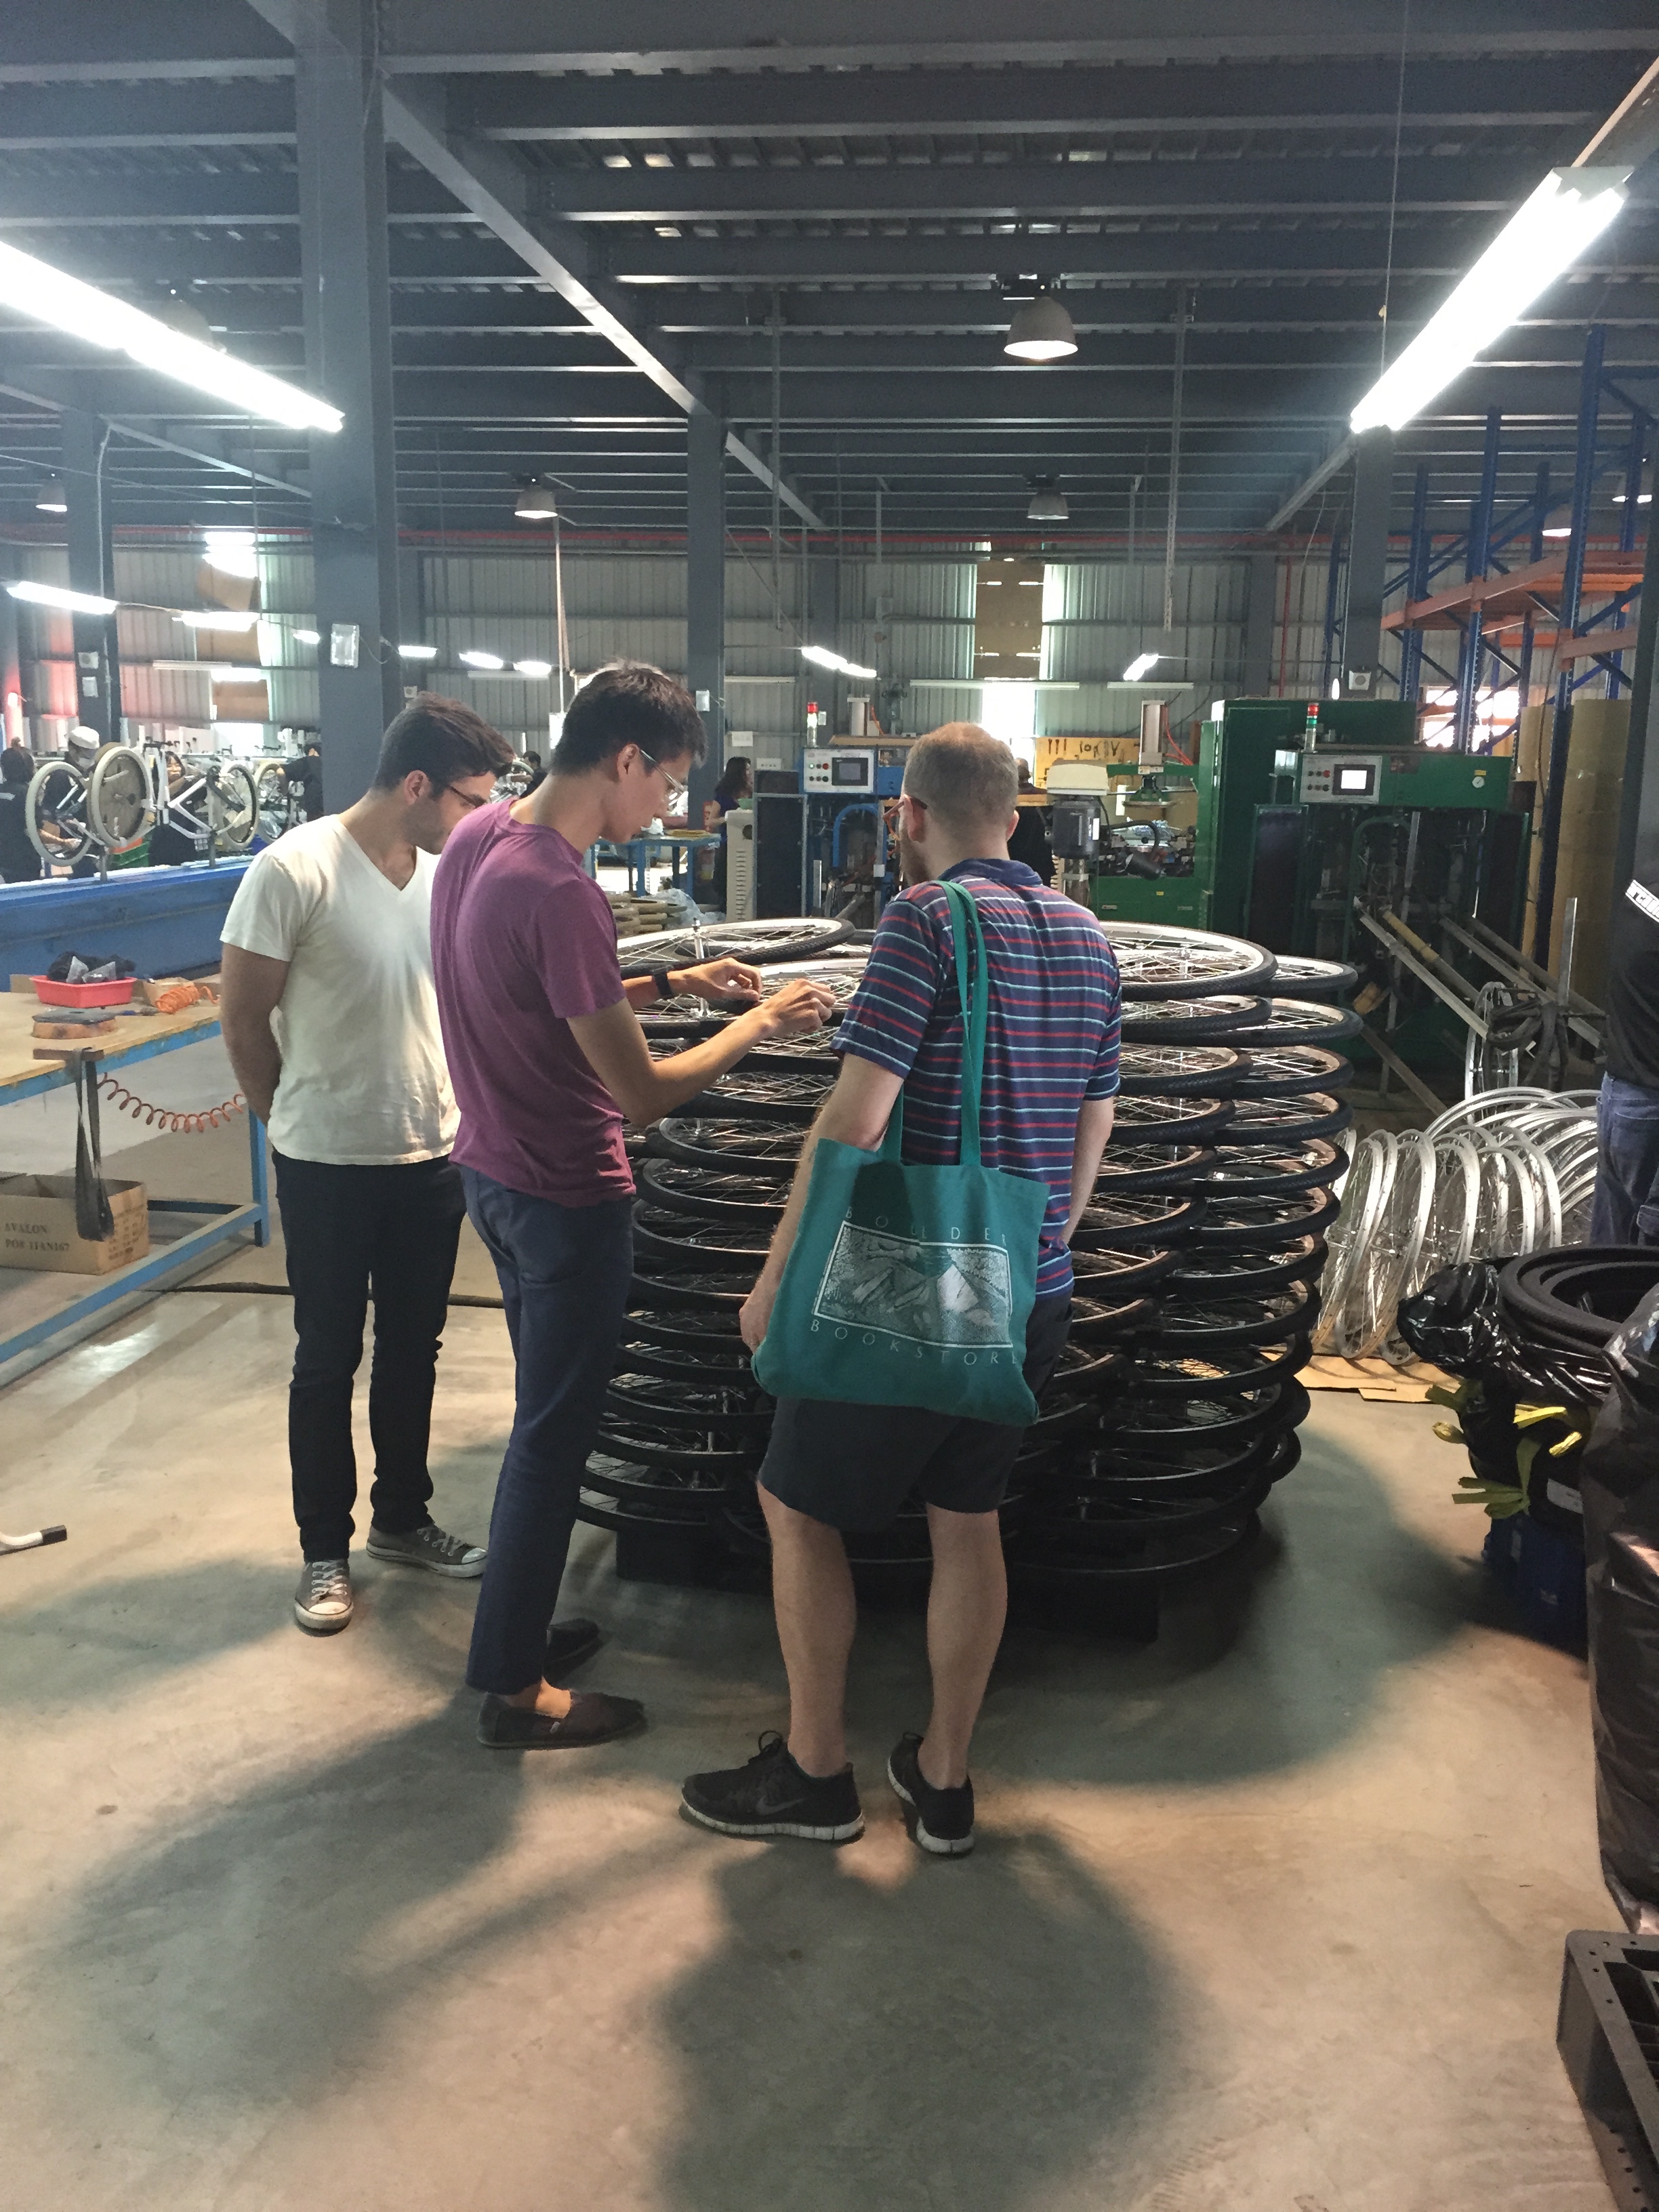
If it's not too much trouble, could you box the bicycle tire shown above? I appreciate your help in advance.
[1228,1045,1353,1099]
[25,758,93,864]
[1070,1189,1208,1248]
[619,918,853,972]
[1106,924,1276,1002]
[1266,956,1359,1000]
[624,1304,747,1347]
[613,1337,753,1386]
[1106,1095,1236,1147]
[1092,1143,1219,1190]
[689,1072,832,1122]
[1204,1139,1347,1199]
[1185,1187,1340,1250]
[1215,1094,1353,1147]
[1168,1237,1328,1298]
[86,743,155,848]
[651,1117,804,1176]
[1107,1375,1309,1447]
[631,1210,772,1266]
[1118,996,1271,1044]
[630,1265,752,1309]
[1068,1248,1180,1300]
[1126,1334,1313,1397]
[636,1160,790,1223]
[1059,1294,1162,1342]
[605,1374,775,1433]
[1115,1044,1250,1097]
[1227,1000,1364,1046]
[591,1419,762,1473]
[1139,1285,1318,1351]
[583,1456,732,1505]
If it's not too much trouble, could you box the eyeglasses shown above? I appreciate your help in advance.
[636,746,689,811]
[438,783,489,811]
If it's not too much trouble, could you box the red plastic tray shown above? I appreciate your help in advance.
[32,975,134,1008]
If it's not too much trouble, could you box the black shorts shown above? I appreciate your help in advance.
[757,1293,1072,1532]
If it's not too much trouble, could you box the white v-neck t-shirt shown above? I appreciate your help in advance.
[221,816,458,1166]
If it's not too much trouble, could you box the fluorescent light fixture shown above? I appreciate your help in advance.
[0,239,343,432]
[800,644,846,670]
[1350,166,1630,434]
[35,476,66,514]
[841,661,878,680]
[1123,651,1161,682]
[514,659,553,678]
[1541,526,1574,539]
[202,528,258,579]
[176,609,259,630]
[1004,292,1078,363]
[1613,492,1653,505]
[7,577,117,616]
[398,642,438,659]
[293,628,321,644]
[459,649,504,670]
[514,482,558,520]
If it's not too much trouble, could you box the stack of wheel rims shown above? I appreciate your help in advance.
[1006,928,1357,1607]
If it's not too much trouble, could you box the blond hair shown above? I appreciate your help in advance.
[903,722,1019,837]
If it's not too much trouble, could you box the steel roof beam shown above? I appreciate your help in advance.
[0,167,467,226]
[0,79,295,147]
[0,369,307,495]
[544,153,1532,226]
[458,55,1619,142]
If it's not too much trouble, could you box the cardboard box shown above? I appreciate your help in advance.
[0,1174,149,1275]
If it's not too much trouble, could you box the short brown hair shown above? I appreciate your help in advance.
[903,722,1019,836]
[552,661,708,773]
[372,695,514,790]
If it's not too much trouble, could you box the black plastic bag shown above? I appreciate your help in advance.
[1582,1285,1659,1931]
[1397,1261,1507,1373]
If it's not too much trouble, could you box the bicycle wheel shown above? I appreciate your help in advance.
[1118,996,1271,1043]
[1185,1187,1342,1250]
[1227,1000,1364,1046]
[24,758,92,863]
[1106,1095,1235,1147]
[1070,1189,1208,1248]
[631,1210,773,1267]
[1141,1286,1317,1352]
[1168,1237,1326,1298]
[1216,1094,1353,1147]
[1115,1044,1251,1097]
[1204,1139,1347,1199]
[1229,1045,1353,1099]
[86,744,155,848]
[619,918,853,971]
[1092,1143,1218,1190]
[1068,1248,1179,1300]
[1106,924,1276,1002]
[1267,956,1359,1000]
[651,1118,804,1175]
[691,1071,832,1122]
[636,1162,788,1223]
[207,759,258,849]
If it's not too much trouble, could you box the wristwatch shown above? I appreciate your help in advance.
[650,967,675,1002]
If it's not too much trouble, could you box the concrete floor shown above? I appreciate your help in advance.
[0,1167,1619,2212]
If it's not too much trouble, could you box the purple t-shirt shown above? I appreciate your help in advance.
[430,803,632,1205]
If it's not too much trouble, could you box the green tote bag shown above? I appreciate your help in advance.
[751,877,1050,1427]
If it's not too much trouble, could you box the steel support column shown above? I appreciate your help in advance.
[1243,551,1276,696]
[1399,464,1431,703]
[1612,462,1659,901]
[0,575,22,745]
[1534,327,1605,966]
[61,409,119,744]
[1340,426,1393,696]
[1453,410,1502,754]
[295,0,401,809]
[686,405,726,832]
[1319,530,1345,699]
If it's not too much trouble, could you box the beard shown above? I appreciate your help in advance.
[897,827,932,886]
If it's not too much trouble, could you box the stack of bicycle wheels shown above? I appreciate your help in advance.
[1006,928,1356,1602]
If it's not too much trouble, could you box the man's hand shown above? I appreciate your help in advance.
[751,977,836,1036]
[676,956,762,1004]
[739,1273,778,1353]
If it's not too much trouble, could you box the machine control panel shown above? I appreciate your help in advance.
[803,747,875,792]
[1300,752,1385,804]
[1298,748,1509,811]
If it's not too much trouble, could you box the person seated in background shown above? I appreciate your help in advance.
[283,741,324,822]
[708,753,752,907]
[0,744,41,882]
[220,695,516,1635]
[1006,758,1054,886]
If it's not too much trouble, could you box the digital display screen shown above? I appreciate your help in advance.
[833,756,870,786]
[1337,765,1374,794]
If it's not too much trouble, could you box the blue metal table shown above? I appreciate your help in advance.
[592,832,718,895]
[0,996,270,1370]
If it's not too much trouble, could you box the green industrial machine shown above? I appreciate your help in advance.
[1191,698,1528,963]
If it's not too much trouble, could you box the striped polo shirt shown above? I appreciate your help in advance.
[832,857,1122,1297]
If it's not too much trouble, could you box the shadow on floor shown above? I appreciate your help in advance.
[657,1830,1171,2212]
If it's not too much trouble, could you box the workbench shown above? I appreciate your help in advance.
[0,988,269,1370]
[592,831,718,895]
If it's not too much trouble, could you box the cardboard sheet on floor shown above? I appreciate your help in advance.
[1298,1353,1458,1404]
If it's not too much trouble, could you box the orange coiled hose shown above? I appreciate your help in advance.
[97,1074,246,1134]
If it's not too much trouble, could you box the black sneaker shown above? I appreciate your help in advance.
[887,1733,975,1856]
[681,1732,864,1844]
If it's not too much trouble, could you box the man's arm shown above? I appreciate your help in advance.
[1062,1095,1118,1246]
[738,1053,903,1352]
[568,975,836,1129]
[619,956,762,1012]
[219,943,289,1125]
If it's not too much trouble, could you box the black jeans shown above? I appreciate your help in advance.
[459,1167,635,1694]
[274,1151,466,1561]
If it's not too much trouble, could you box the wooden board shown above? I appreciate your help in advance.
[0,985,222,1095]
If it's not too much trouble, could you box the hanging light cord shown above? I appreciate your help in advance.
[1378,0,1411,374]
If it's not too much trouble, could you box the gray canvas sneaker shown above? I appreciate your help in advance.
[365,1522,487,1578]
[294,1558,353,1633]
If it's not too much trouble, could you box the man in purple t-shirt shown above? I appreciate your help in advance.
[430,662,834,1750]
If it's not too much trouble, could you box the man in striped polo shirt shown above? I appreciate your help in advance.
[682,724,1121,1856]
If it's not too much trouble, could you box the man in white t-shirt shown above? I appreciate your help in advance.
[220,696,514,1634]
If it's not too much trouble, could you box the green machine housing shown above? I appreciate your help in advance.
[1189,697,1529,963]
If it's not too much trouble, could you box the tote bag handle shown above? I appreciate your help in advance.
[878,877,989,1170]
